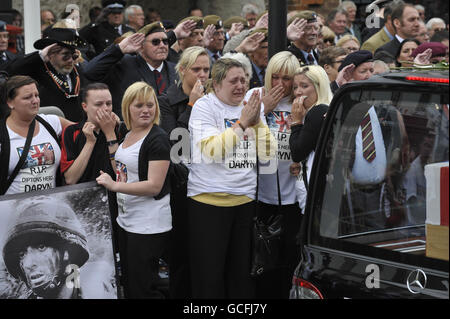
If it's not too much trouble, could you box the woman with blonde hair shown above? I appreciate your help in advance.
[97,81,172,299]
[245,50,302,298]
[159,45,210,298]
[289,65,333,209]
[337,34,361,54]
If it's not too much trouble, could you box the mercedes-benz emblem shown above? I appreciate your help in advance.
[406,269,427,294]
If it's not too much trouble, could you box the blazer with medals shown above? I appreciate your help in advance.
[287,43,320,66]
[5,51,87,122]
[83,44,176,118]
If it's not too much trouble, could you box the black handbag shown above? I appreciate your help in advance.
[250,213,283,276]
[250,160,284,277]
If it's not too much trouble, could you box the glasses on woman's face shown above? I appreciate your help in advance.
[148,38,169,46]
[323,38,334,44]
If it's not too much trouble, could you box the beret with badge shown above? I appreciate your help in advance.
[137,21,166,37]
[338,50,373,72]
[203,15,223,29]
[288,10,318,25]
[178,16,204,30]
[223,16,249,30]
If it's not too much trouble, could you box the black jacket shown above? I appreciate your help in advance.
[79,21,134,57]
[158,84,192,139]
[249,63,264,90]
[5,52,87,122]
[83,44,177,118]
[374,37,401,57]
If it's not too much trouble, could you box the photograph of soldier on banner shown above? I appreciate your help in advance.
[0,182,118,299]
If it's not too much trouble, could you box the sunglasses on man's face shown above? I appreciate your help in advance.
[149,38,169,46]
[61,52,79,62]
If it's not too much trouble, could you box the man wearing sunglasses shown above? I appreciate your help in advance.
[4,28,88,122]
[83,22,177,119]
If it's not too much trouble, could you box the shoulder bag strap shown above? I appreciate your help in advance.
[36,115,59,145]
[301,159,309,190]
[3,119,36,195]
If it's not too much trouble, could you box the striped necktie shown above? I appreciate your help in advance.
[361,111,376,162]
[154,70,166,95]
[307,53,315,65]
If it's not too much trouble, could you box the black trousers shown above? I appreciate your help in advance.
[168,184,191,298]
[117,227,170,299]
[255,202,302,299]
[188,198,256,299]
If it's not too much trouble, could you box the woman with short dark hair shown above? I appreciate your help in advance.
[0,75,72,195]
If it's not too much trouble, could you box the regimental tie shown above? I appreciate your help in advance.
[307,53,315,65]
[154,70,166,95]
[361,111,376,162]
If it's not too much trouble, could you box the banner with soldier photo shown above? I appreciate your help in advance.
[0,182,118,299]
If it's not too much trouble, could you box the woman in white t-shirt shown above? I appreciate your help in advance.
[96,82,172,299]
[187,58,276,298]
[0,75,73,195]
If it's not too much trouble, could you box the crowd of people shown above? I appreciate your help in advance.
[0,0,448,299]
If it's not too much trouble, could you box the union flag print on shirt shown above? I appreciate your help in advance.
[17,142,55,169]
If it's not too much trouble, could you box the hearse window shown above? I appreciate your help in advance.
[318,89,448,262]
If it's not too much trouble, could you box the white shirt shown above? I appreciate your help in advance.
[351,106,387,184]
[115,135,172,235]
[4,114,62,195]
[188,93,265,198]
[245,88,297,205]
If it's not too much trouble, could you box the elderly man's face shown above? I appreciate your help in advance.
[416,23,430,43]
[246,13,258,28]
[48,46,77,75]
[180,28,204,48]
[0,31,8,52]
[208,28,225,52]
[141,31,169,65]
[19,244,63,290]
[249,41,268,69]
[329,13,347,35]
[300,21,320,48]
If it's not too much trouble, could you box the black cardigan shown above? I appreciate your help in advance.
[289,104,328,163]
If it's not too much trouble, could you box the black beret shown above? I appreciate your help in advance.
[338,50,373,72]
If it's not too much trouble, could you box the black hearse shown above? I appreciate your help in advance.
[290,69,449,299]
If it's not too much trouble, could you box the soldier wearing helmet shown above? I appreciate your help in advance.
[2,198,89,299]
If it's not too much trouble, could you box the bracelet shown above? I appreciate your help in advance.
[290,121,302,127]
[236,120,246,131]
[106,139,118,147]
[187,102,194,107]
[109,151,116,161]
